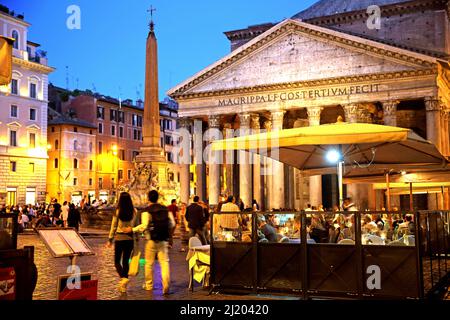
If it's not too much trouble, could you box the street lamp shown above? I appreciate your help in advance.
[326,149,344,210]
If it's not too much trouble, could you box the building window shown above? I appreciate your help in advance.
[98,141,103,154]
[132,114,138,126]
[119,149,125,161]
[29,162,35,173]
[98,123,103,134]
[118,111,125,123]
[10,161,17,172]
[111,125,116,136]
[73,178,78,186]
[29,108,36,121]
[12,30,19,50]
[112,178,115,188]
[74,159,78,169]
[89,142,93,152]
[54,158,58,168]
[97,106,105,119]
[127,170,132,180]
[51,127,55,133]
[132,151,140,161]
[119,126,124,138]
[10,105,18,118]
[89,160,93,171]
[25,187,36,205]
[11,79,18,95]
[55,139,59,150]
[30,83,37,99]
[29,133,36,148]
[118,170,123,180]
[98,178,103,189]
[110,110,117,122]
[74,140,78,150]
[73,127,78,133]
[10,130,17,147]
[89,178,93,186]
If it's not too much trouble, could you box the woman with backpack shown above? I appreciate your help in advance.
[108,192,137,293]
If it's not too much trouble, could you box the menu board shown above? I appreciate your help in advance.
[37,229,95,258]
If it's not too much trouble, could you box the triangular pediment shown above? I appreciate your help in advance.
[168,19,439,97]
[26,124,41,131]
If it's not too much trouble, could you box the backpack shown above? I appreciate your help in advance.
[147,205,170,241]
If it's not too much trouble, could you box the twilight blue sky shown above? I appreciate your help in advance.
[2,0,316,100]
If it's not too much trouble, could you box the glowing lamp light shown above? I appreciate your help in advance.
[47,144,52,150]
[326,149,341,164]
[112,144,118,156]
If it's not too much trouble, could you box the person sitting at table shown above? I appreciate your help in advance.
[257,215,278,242]
[219,196,241,240]
[362,215,378,234]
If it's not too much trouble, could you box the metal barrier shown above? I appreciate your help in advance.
[210,211,450,300]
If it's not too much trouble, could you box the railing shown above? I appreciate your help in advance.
[210,211,450,300]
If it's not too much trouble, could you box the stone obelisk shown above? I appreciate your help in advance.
[129,9,174,206]
[137,12,165,163]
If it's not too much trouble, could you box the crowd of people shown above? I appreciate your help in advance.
[210,196,416,246]
[0,199,83,232]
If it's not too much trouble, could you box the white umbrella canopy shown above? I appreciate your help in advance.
[212,121,449,177]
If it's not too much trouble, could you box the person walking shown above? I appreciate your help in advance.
[185,196,208,245]
[108,192,137,293]
[167,199,179,249]
[67,204,82,231]
[132,190,174,295]
[61,201,69,227]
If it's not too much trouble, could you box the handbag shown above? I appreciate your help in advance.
[128,240,141,277]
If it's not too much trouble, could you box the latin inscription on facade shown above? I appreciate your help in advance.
[218,84,380,107]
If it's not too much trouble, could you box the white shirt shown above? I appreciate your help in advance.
[61,205,69,221]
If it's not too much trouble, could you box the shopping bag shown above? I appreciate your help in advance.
[128,248,141,277]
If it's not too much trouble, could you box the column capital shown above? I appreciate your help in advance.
[307,107,323,126]
[208,115,222,128]
[382,100,400,115]
[271,110,285,130]
[239,113,252,129]
[251,114,261,130]
[223,123,233,130]
[425,97,442,112]
[178,117,193,129]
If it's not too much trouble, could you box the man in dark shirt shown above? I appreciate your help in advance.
[257,216,278,242]
[185,196,207,245]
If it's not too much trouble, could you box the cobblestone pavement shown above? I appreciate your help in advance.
[18,233,278,301]
[17,233,449,301]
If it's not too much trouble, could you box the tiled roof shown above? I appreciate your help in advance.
[292,0,412,20]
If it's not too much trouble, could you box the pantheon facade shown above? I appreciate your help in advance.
[168,0,450,211]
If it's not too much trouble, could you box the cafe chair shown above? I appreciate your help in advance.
[338,239,355,245]
[187,237,210,292]
[279,236,290,243]
[387,239,407,246]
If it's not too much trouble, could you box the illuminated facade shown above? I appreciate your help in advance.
[47,88,186,204]
[169,0,450,211]
[0,9,54,206]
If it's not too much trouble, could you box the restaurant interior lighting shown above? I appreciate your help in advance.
[326,149,341,164]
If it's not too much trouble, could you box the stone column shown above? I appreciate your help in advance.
[264,120,273,210]
[425,97,443,153]
[344,104,360,124]
[179,118,192,205]
[252,114,263,209]
[207,115,221,206]
[194,120,206,202]
[343,103,371,209]
[441,107,449,156]
[382,101,399,127]
[223,123,234,196]
[307,107,323,208]
[271,111,286,210]
[239,113,252,209]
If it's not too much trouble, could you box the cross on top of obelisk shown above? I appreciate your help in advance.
[147,5,156,31]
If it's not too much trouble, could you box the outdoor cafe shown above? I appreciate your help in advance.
[210,120,450,299]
